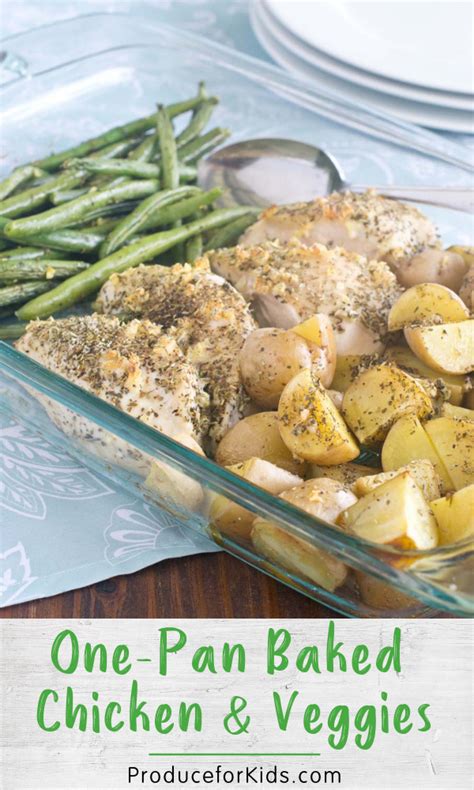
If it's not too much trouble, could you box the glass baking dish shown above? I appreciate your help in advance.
[0,12,472,617]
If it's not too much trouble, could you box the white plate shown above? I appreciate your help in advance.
[251,4,474,132]
[260,0,474,112]
[266,0,474,95]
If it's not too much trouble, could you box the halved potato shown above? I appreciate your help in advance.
[430,485,474,545]
[353,459,441,502]
[215,412,306,476]
[251,521,348,592]
[337,472,439,549]
[388,283,469,331]
[331,354,378,392]
[441,403,474,421]
[424,417,474,491]
[342,364,433,446]
[355,571,417,611]
[209,458,302,541]
[309,462,378,490]
[458,265,473,311]
[448,245,474,267]
[463,388,474,410]
[291,314,337,388]
[404,321,474,375]
[251,478,354,592]
[381,414,453,493]
[385,345,468,406]
[396,248,467,291]
[278,369,359,464]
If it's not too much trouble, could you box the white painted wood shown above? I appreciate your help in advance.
[0,620,472,789]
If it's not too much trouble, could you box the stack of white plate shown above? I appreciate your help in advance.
[251,1,474,132]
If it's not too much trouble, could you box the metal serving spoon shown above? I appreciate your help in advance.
[198,138,474,213]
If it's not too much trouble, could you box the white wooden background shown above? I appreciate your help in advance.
[0,620,472,789]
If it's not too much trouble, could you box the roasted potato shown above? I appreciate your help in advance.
[430,484,474,545]
[440,403,474,421]
[353,459,441,502]
[251,478,355,591]
[342,364,433,446]
[239,315,336,408]
[309,462,378,490]
[337,472,439,549]
[381,414,453,493]
[387,283,469,331]
[385,345,468,406]
[215,412,306,476]
[331,353,379,392]
[355,572,417,611]
[424,417,474,491]
[404,320,474,375]
[251,521,348,592]
[396,247,467,291]
[463,387,474,410]
[278,369,359,464]
[209,457,302,541]
[458,265,473,311]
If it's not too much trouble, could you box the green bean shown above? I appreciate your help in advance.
[32,92,215,172]
[156,104,179,190]
[65,157,196,182]
[90,136,143,160]
[0,280,55,308]
[0,259,89,282]
[50,189,89,205]
[3,226,106,254]
[73,200,142,226]
[178,127,231,165]
[0,321,28,339]
[139,188,222,230]
[99,186,201,257]
[0,165,45,201]
[128,135,157,163]
[175,98,218,148]
[0,171,88,219]
[185,233,203,262]
[16,207,260,320]
[0,246,62,262]
[4,180,160,239]
[204,211,259,251]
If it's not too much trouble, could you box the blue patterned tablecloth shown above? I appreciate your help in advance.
[1,0,472,606]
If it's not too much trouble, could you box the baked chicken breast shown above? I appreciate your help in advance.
[207,239,402,354]
[95,258,257,449]
[240,189,465,288]
[16,314,209,474]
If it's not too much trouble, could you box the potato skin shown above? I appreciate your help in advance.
[239,317,336,409]
[387,282,469,330]
[278,369,359,464]
[251,478,353,592]
[396,248,467,291]
[239,328,312,409]
[215,411,306,476]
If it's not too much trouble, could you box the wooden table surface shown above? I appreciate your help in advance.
[0,551,340,618]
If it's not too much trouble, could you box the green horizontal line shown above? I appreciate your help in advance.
[136,658,152,662]
[149,753,320,757]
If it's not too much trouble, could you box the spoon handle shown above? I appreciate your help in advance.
[351,185,474,213]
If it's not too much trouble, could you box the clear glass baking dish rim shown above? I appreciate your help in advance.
[0,11,471,616]
[1,342,472,615]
